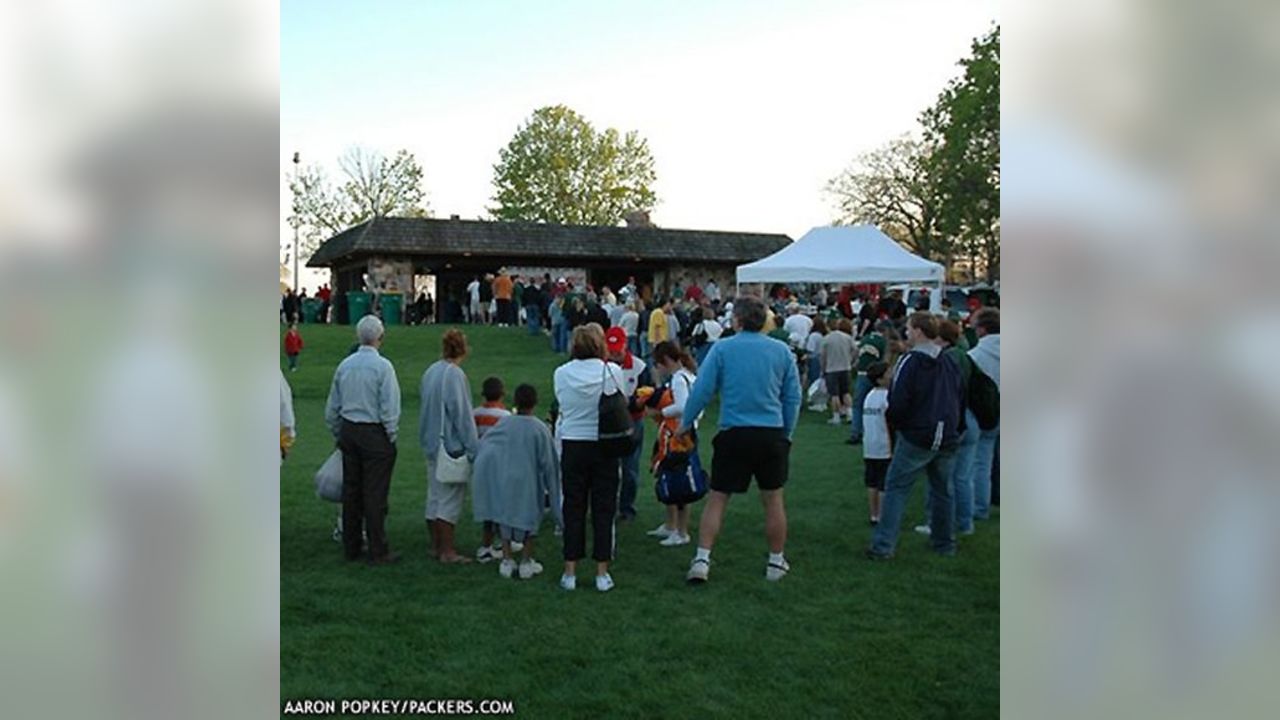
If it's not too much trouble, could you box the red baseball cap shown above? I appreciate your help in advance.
[605,326,627,353]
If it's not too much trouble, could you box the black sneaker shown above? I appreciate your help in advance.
[863,548,893,561]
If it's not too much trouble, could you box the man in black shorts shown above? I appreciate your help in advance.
[675,296,802,584]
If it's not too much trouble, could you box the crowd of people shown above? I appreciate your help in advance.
[280,282,1000,590]
[281,284,333,325]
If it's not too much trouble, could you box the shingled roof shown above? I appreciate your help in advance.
[307,216,791,267]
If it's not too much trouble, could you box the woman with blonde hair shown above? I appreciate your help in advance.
[552,323,629,592]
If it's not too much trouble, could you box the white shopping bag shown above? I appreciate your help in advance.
[315,449,344,502]
[807,378,829,411]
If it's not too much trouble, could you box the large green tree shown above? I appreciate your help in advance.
[920,26,1000,280]
[287,147,429,259]
[826,26,999,281]
[489,105,657,225]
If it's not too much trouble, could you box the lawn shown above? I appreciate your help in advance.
[280,323,999,719]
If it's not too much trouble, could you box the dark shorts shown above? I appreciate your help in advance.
[710,427,791,494]
[825,371,851,397]
[863,458,890,491]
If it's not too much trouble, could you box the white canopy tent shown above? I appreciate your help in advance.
[736,225,945,311]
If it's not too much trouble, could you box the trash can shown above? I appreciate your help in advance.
[301,298,321,324]
[346,291,372,325]
[380,293,403,326]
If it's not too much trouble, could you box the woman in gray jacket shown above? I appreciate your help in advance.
[419,329,480,563]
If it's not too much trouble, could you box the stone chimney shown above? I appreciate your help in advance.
[624,210,652,228]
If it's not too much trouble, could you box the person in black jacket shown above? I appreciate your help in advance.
[522,281,544,335]
[865,312,965,560]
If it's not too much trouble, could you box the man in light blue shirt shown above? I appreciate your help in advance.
[679,296,801,585]
[325,315,402,565]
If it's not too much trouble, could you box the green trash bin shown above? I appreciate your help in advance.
[380,293,403,325]
[301,298,320,324]
[346,291,372,325]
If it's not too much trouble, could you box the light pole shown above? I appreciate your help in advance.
[292,151,301,292]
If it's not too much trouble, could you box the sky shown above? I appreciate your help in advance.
[281,0,999,287]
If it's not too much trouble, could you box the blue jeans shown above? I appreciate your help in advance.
[871,434,957,556]
[922,409,978,532]
[848,374,873,440]
[639,335,650,363]
[525,305,541,335]
[806,356,821,390]
[970,424,999,519]
[552,321,569,353]
[627,335,640,357]
[617,417,645,519]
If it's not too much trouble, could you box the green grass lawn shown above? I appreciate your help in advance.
[281,323,999,719]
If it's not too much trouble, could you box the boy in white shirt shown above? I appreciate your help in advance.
[860,362,892,524]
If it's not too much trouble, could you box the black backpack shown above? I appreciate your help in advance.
[968,366,1000,431]
[597,364,635,457]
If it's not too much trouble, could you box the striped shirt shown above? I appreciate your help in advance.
[474,402,512,437]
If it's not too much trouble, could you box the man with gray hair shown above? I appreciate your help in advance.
[325,315,402,565]
[677,295,802,584]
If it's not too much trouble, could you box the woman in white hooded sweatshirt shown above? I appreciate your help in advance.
[553,323,629,592]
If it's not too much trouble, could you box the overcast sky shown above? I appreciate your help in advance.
[281,0,998,285]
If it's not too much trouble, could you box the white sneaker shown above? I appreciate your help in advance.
[559,574,576,591]
[595,574,615,593]
[476,546,497,563]
[914,524,932,536]
[659,532,690,547]
[511,541,525,553]
[765,557,790,582]
[518,559,543,579]
[827,416,843,425]
[686,557,710,584]
[646,524,675,538]
[498,558,517,579]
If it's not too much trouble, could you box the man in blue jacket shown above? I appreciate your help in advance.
[866,312,965,559]
[678,296,802,584]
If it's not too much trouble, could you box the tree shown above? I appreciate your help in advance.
[288,147,429,259]
[920,26,1000,280]
[489,105,657,225]
[825,26,999,280]
[826,135,951,262]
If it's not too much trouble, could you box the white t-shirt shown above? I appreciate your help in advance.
[783,314,813,346]
[804,331,823,355]
[467,280,480,301]
[619,310,639,337]
[699,319,724,342]
[862,387,891,459]
[661,367,701,427]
